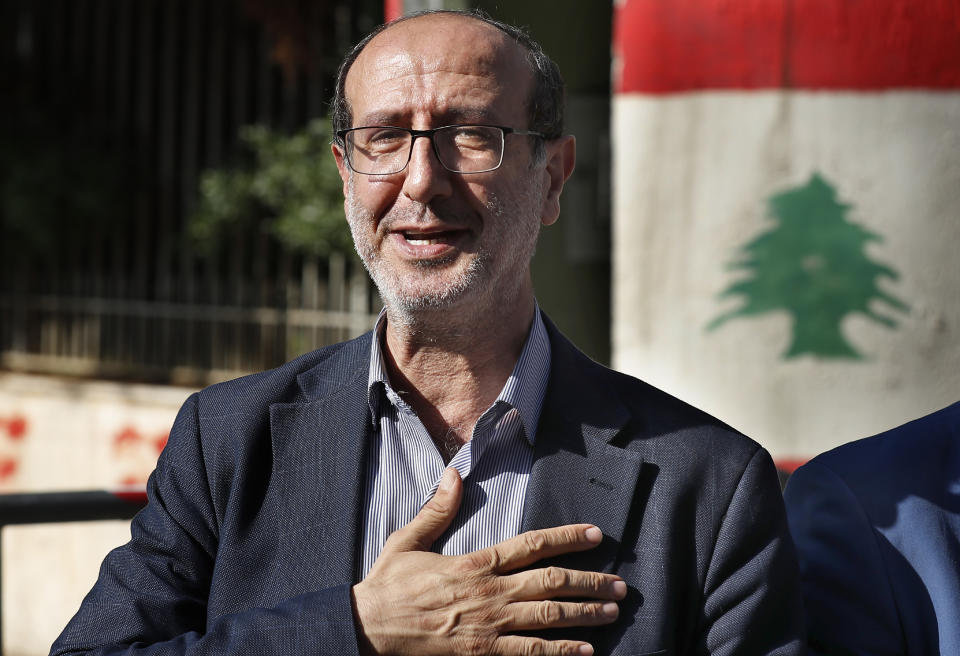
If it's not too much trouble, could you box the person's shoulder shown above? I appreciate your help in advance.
[193,331,372,419]
[799,401,960,487]
[544,315,760,462]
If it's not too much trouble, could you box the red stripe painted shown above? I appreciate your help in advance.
[112,490,149,505]
[614,0,960,93]
[774,458,808,475]
[384,0,403,23]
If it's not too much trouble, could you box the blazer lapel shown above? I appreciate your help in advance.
[268,336,372,590]
[522,319,645,573]
[523,418,644,572]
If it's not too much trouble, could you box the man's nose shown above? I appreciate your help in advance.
[401,135,454,203]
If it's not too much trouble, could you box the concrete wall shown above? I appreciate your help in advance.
[0,374,193,655]
[612,0,960,461]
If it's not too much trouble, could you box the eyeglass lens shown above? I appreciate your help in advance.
[346,125,505,175]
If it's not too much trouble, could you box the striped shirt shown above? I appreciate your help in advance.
[359,307,551,578]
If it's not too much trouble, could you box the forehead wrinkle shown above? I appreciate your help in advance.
[354,72,500,125]
[356,44,508,89]
[352,67,517,128]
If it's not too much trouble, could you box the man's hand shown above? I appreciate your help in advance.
[351,468,626,656]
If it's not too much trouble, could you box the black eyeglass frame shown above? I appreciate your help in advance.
[335,124,547,175]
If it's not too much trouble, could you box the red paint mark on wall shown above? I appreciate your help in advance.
[614,0,960,93]
[0,414,29,440]
[113,426,142,449]
[112,425,167,486]
[0,458,18,481]
[5,415,27,440]
[0,414,28,487]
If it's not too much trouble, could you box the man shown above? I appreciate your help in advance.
[53,10,803,656]
[785,401,960,655]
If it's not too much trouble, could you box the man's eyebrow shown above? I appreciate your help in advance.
[353,108,502,128]
[354,111,404,127]
[444,108,498,124]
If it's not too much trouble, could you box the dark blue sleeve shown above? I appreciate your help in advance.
[50,393,361,656]
[784,460,904,656]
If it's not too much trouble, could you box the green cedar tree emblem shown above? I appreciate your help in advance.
[708,172,908,359]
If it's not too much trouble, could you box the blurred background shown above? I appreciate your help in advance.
[0,0,958,653]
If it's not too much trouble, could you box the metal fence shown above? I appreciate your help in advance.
[0,0,382,385]
[0,254,379,384]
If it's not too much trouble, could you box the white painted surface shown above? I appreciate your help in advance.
[0,374,193,492]
[612,91,960,458]
[0,374,194,655]
[3,522,132,656]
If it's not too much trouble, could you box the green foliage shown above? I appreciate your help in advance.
[190,119,353,258]
[708,172,908,359]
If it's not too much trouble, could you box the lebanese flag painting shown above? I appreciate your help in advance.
[611,0,960,464]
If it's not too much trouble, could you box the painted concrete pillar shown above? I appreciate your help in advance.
[612,0,960,462]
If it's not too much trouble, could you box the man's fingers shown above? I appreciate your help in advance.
[383,467,463,553]
[468,524,604,573]
[507,567,627,602]
[504,599,620,631]
[493,635,595,656]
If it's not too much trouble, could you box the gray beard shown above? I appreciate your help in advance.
[345,193,499,327]
[343,171,542,330]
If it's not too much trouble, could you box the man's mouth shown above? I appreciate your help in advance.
[403,231,456,245]
[389,226,469,260]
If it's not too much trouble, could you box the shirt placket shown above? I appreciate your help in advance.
[385,387,446,507]
[419,401,510,506]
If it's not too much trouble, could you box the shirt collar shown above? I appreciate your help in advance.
[366,305,551,445]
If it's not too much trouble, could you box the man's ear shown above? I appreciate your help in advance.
[540,135,576,226]
[332,143,350,197]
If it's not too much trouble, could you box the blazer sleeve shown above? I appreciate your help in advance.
[700,447,806,655]
[50,393,362,656]
[784,460,904,656]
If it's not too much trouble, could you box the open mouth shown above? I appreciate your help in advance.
[402,230,458,245]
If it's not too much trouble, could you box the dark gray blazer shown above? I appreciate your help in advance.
[52,319,804,655]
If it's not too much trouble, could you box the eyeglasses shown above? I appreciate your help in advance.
[336,124,546,175]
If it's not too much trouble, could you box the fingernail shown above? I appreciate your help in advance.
[602,602,619,618]
[577,645,594,656]
[439,467,456,491]
[612,580,627,598]
[584,526,603,543]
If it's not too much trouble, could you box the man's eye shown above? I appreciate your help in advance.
[356,129,409,154]
[452,127,496,149]
[367,129,407,143]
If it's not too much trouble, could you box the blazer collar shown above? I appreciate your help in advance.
[295,331,372,402]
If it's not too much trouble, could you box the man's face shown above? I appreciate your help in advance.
[333,15,566,321]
